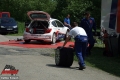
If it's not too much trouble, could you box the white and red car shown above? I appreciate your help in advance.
[23,11,69,44]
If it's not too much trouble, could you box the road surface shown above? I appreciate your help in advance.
[0,35,120,80]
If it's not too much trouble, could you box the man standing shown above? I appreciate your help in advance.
[80,12,96,56]
[62,22,88,70]
[64,14,71,29]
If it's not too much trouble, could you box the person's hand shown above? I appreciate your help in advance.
[87,43,90,47]
[68,24,71,27]
[59,46,64,49]
[69,44,74,47]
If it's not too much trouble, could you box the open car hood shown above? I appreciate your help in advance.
[27,11,51,21]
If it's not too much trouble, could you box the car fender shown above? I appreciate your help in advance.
[64,27,70,33]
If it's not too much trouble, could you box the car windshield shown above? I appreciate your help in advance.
[0,18,16,24]
[2,13,9,17]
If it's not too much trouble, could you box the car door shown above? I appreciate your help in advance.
[51,21,58,32]
[55,20,66,34]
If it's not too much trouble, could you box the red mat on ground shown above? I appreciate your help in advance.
[0,40,74,48]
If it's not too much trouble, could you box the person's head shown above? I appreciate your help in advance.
[84,12,90,19]
[67,14,70,18]
[71,22,78,28]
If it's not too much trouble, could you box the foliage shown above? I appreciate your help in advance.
[52,0,101,28]
[0,0,101,28]
[0,0,57,21]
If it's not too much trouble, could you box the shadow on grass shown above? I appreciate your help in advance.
[85,46,120,77]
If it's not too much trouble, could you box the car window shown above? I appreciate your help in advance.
[30,13,47,20]
[56,21,64,27]
[52,21,57,27]
[1,18,16,24]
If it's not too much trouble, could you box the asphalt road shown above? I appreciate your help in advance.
[0,35,120,80]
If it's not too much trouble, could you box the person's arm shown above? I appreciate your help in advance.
[64,18,70,27]
[62,35,71,47]
[64,22,70,27]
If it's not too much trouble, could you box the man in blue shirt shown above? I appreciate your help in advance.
[64,14,71,29]
[80,12,96,56]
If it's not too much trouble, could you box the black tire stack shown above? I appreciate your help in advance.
[55,47,74,67]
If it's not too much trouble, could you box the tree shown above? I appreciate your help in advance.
[52,0,93,23]
[0,0,101,28]
[0,0,57,21]
[52,0,101,28]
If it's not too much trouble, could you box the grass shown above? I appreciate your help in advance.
[74,39,120,77]
[7,21,25,36]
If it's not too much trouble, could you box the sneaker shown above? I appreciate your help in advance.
[79,66,86,70]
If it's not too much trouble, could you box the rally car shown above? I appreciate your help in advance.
[23,11,69,44]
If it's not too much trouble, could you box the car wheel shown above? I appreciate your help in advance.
[24,40,30,43]
[55,47,74,67]
[52,33,56,44]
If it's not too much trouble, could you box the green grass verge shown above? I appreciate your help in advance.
[7,21,25,36]
[74,39,120,77]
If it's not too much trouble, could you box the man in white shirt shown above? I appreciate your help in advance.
[62,22,88,70]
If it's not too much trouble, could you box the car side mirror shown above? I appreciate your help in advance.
[25,21,30,27]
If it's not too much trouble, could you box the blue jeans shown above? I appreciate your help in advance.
[74,35,88,67]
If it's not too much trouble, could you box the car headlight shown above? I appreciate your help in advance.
[13,26,17,28]
[1,26,5,28]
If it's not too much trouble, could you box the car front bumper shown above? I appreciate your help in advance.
[0,28,18,33]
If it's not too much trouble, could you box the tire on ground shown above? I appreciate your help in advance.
[55,47,74,67]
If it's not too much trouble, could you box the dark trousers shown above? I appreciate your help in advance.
[87,37,95,55]
[74,35,88,67]
[87,43,94,55]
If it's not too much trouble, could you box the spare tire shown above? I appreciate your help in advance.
[55,47,74,67]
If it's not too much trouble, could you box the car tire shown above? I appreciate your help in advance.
[55,46,74,67]
[24,40,31,43]
[51,33,56,44]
